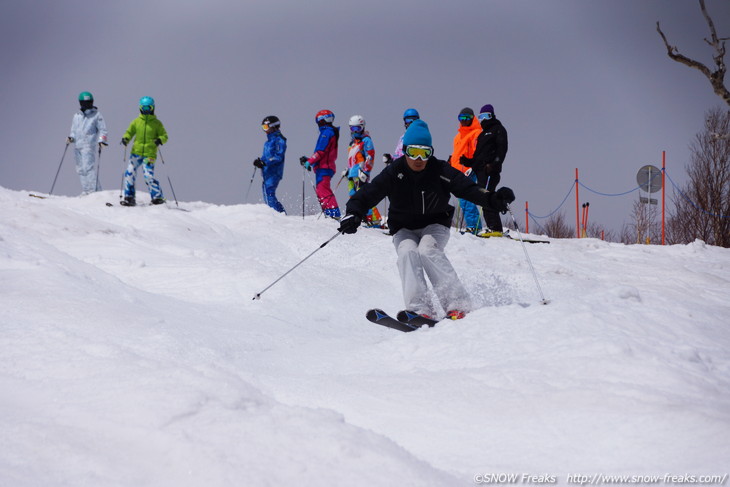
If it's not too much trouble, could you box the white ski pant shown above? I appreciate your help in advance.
[74,147,100,193]
[392,224,471,316]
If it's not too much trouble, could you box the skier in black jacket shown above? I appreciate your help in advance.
[460,104,508,233]
[338,119,515,320]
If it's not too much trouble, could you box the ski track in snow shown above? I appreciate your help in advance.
[1,188,729,486]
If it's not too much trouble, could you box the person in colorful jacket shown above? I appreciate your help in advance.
[345,115,381,227]
[299,109,341,219]
[460,104,509,233]
[253,115,287,213]
[449,107,483,233]
[382,108,420,165]
[120,96,168,206]
[68,91,108,195]
[338,119,515,320]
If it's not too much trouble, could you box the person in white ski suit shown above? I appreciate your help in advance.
[68,91,108,194]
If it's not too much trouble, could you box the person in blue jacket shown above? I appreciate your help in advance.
[253,115,287,213]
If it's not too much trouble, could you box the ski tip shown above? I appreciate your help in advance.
[105,202,113,207]
[252,293,262,301]
[540,299,551,305]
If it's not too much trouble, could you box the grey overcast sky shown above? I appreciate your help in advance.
[2,0,729,233]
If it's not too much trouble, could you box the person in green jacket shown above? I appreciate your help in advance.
[120,96,169,206]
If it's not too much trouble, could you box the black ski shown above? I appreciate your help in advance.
[396,310,440,328]
[28,194,47,199]
[110,201,190,212]
[365,309,419,332]
[474,232,549,244]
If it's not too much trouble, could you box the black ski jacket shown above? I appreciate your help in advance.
[467,118,508,180]
[346,156,498,234]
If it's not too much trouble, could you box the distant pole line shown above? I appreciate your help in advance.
[525,155,730,240]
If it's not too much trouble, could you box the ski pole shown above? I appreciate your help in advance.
[253,231,342,300]
[120,144,127,200]
[308,172,326,220]
[302,165,306,219]
[507,206,549,305]
[245,166,258,202]
[49,142,70,195]
[157,148,179,207]
[95,144,103,191]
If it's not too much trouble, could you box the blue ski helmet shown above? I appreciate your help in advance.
[139,96,155,114]
[403,108,420,120]
[403,108,420,128]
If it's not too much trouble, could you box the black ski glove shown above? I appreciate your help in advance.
[382,153,393,165]
[67,136,75,144]
[338,214,362,234]
[489,187,515,214]
[299,156,312,171]
[459,155,473,167]
[253,158,265,169]
[121,138,129,146]
[155,138,162,146]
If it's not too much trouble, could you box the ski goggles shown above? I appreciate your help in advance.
[458,113,474,122]
[403,116,419,126]
[261,122,279,131]
[140,105,154,114]
[350,125,364,133]
[404,145,433,160]
[316,113,334,123]
[478,112,493,121]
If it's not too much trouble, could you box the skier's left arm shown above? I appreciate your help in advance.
[491,124,508,172]
[96,112,108,146]
[263,137,286,167]
[156,121,169,146]
[361,136,375,173]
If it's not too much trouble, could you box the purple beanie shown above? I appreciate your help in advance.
[480,104,494,115]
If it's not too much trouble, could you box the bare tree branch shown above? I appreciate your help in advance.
[657,0,730,107]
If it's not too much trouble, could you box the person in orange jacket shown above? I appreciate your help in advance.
[450,108,482,233]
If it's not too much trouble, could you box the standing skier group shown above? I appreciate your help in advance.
[65,92,514,321]
[67,92,169,206]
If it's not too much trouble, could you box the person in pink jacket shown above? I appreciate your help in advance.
[300,109,341,219]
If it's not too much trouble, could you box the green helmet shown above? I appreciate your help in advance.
[78,91,94,102]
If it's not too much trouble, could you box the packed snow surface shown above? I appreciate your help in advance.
[1,188,729,486]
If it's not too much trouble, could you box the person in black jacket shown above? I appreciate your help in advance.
[460,104,508,233]
[338,119,515,320]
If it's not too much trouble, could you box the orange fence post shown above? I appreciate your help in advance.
[575,168,580,238]
[662,151,666,245]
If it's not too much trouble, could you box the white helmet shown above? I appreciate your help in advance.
[348,114,365,128]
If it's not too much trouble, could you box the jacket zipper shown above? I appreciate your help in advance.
[421,191,425,214]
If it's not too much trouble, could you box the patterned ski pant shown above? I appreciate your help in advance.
[74,147,100,193]
[123,154,163,200]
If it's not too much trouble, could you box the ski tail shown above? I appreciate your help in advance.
[366,309,418,332]
[396,310,439,327]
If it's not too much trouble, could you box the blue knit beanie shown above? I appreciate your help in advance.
[402,119,432,147]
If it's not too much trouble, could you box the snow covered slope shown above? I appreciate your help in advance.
[1,187,729,486]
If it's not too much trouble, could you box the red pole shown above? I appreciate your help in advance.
[525,201,529,233]
[661,151,666,245]
[575,168,580,238]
